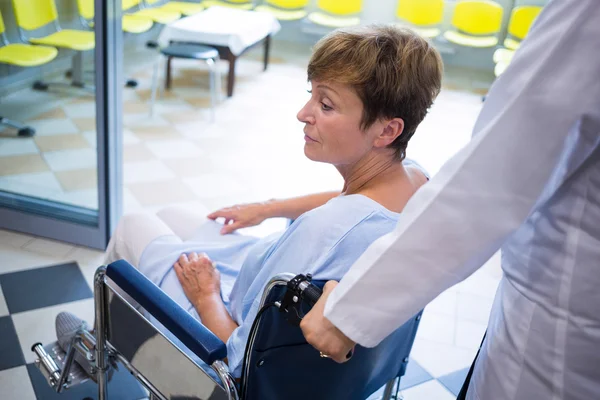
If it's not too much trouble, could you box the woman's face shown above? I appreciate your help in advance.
[297,80,383,165]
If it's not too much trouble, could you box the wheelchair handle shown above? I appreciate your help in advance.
[290,275,354,361]
[297,278,322,306]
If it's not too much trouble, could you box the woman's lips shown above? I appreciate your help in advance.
[304,134,317,143]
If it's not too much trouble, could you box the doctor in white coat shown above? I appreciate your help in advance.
[300,0,600,399]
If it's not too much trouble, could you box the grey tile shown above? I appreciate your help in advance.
[400,358,435,390]
[0,262,92,314]
[410,338,477,378]
[401,379,456,400]
[438,368,470,397]
[0,316,25,371]
[0,285,8,317]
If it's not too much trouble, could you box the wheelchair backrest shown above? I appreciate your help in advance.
[243,282,422,400]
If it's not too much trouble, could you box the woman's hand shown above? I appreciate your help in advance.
[174,252,221,303]
[207,201,273,234]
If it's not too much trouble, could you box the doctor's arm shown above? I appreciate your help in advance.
[301,0,600,357]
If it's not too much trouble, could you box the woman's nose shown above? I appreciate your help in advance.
[297,101,315,124]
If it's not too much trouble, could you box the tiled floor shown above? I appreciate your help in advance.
[0,37,499,399]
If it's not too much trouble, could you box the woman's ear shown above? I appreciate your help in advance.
[375,118,404,148]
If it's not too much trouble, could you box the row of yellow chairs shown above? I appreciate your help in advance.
[396,0,542,77]
[200,0,541,49]
[252,0,542,80]
[0,0,206,88]
[196,0,361,27]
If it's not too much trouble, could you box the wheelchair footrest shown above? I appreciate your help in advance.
[33,341,92,390]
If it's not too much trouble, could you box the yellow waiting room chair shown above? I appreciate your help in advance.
[443,0,504,48]
[255,0,309,21]
[307,0,362,28]
[396,0,445,38]
[0,9,58,136]
[123,0,181,24]
[11,0,95,90]
[77,0,154,34]
[503,5,542,50]
[492,5,542,77]
[202,0,254,10]
[145,0,205,17]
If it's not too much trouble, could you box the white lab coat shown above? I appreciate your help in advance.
[324,1,600,399]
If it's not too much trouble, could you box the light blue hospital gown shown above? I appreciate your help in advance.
[138,194,401,378]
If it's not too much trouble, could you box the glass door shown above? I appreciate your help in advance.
[0,0,123,249]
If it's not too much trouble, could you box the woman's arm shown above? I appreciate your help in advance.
[265,191,340,220]
[208,191,340,234]
[192,293,238,344]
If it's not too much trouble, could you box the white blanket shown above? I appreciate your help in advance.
[157,6,281,56]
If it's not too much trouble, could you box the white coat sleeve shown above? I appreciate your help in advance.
[324,0,600,348]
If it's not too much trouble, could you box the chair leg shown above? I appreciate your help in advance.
[215,55,223,103]
[150,56,161,117]
[381,378,398,400]
[207,58,216,123]
[32,52,95,93]
[165,56,173,91]
[0,116,36,137]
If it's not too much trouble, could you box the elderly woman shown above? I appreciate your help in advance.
[104,25,442,378]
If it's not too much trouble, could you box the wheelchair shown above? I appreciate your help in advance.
[31,259,422,400]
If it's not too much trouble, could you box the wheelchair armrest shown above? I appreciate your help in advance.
[106,260,227,365]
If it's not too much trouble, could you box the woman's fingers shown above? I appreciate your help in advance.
[189,252,199,261]
[207,206,238,220]
[178,253,188,264]
[221,221,244,235]
[206,209,227,220]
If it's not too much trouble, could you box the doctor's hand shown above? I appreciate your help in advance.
[207,201,272,235]
[300,281,356,363]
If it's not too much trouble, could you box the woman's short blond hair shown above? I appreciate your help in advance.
[307,25,443,160]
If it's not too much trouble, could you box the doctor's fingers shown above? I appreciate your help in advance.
[322,280,339,294]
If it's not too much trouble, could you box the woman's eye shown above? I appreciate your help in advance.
[306,89,312,94]
[321,102,333,111]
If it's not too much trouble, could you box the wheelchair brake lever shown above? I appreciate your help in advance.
[279,274,322,326]
[279,275,354,361]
